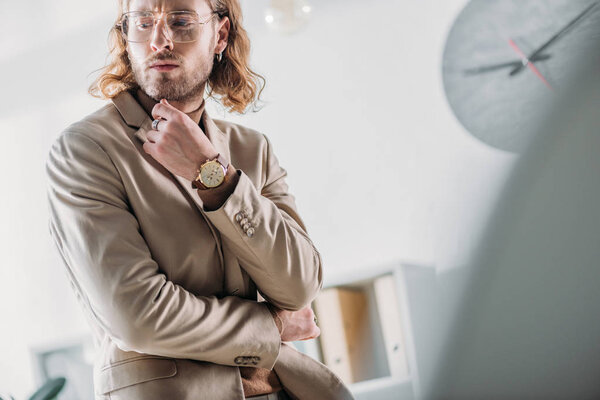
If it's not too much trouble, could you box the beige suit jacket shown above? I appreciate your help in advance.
[46,91,353,400]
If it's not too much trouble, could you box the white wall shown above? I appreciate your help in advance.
[0,0,515,398]
[223,0,515,277]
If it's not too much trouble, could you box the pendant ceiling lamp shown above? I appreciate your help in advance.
[264,0,312,34]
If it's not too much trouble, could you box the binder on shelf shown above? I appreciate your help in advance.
[313,287,369,384]
[373,273,410,380]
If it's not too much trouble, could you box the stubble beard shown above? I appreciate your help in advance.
[129,52,213,102]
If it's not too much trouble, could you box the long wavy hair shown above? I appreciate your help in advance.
[89,0,264,114]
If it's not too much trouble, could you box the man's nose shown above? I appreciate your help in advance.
[150,17,174,51]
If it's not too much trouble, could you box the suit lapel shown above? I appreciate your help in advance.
[202,111,231,165]
[112,90,150,133]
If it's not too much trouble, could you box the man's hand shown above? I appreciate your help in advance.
[274,305,320,342]
[144,99,217,181]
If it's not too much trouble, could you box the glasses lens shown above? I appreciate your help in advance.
[121,11,207,43]
[123,12,155,42]
[167,12,199,43]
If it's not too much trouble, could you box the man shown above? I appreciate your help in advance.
[46,0,354,399]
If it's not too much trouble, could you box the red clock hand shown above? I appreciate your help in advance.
[508,38,553,90]
[510,2,599,77]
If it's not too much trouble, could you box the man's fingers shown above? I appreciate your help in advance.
[151,101,179,121]
[311,326,320,339]
[142,141,154,154]
[146,130,161,143]
[302,327,321,341]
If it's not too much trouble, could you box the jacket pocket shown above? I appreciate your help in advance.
[96,357,177,395]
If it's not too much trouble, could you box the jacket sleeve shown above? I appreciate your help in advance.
[204,134,323,311]
[46,131,281,369]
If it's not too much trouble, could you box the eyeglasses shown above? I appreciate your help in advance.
[117,11,218,43]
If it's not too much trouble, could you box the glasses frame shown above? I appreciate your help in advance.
[116,10,218,44]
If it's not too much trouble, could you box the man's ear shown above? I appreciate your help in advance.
[215,16,230,54]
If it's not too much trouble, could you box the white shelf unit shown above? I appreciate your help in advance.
[294,261,434,400]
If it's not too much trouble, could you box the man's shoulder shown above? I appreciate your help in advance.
[211,118,270,150]
[47,101,133,165]
[60,102,129,144]
[212,118,263,138]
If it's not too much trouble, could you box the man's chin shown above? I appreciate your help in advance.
[141,80,179,101]
[141,84,200,103]
[137,71,206,103]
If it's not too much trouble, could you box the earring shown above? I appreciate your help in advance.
[216,52,223,62]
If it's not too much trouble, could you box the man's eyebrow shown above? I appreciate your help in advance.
[157,8,199,11]
[127,8,198,13]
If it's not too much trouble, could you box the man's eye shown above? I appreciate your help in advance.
[170,17,194,27]
[135,18,154,29]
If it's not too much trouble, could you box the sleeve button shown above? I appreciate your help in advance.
[246,228,255,237]
[235,212,245,222]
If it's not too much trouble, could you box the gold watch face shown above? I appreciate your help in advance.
[200,160,225,188]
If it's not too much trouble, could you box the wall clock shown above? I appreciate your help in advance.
[442,0,600,153]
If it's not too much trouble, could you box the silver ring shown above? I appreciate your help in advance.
[152,119,161,130]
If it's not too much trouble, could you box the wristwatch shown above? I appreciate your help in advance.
[192,154,229,190]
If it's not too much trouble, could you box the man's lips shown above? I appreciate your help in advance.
[149,62,179,72]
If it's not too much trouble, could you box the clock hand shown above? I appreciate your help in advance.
[508,39,553,90]
[510,1,599,76]
[464,54,551,75]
